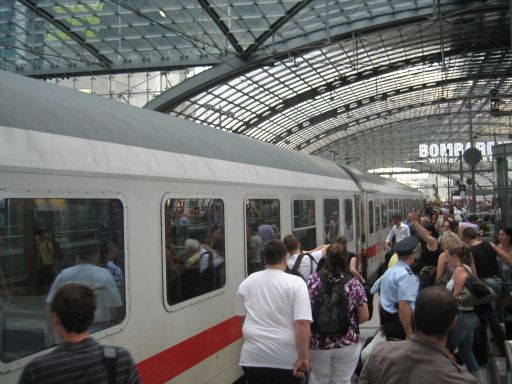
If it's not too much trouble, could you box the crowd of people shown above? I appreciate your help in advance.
[235,205,512,384]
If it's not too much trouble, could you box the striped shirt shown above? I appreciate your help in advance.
[19,337,141,384]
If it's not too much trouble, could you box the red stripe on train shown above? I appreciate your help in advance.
[137,316,242,383]
[366,244,379,258]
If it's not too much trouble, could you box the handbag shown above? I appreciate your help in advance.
[458,274,497,307]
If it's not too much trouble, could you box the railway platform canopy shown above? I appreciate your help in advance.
[1,0,512,199]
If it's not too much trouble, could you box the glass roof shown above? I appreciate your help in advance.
[1,0,510,190]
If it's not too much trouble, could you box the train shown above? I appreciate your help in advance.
[0,69,423,383]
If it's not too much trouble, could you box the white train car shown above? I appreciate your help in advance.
[0,70,422,384]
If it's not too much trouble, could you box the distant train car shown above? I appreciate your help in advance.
[0,70,422,383]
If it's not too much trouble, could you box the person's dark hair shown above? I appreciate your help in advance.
[468,214,478,223]
[323,244,348,278]
[263,240,287,265]
[51,284,96,334]
[414,286,457,338]
[282,234,299,253]
[462,227,478,240]
[500,227,512,241]
[448,245,473,266]
[392,214,402,221]
[443,220,456,232]
[335,236,347,247]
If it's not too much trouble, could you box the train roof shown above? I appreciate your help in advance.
[340,163,421,196]
[0,70,352,182]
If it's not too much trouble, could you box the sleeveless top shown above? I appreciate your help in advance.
[470,241,499,278]
[446,264,474,310]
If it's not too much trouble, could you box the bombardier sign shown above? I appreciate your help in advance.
[418,141,494,164]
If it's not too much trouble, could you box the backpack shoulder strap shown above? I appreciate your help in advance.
[102,345,118,384]
[302,252,317,275]
[291,253,305,275]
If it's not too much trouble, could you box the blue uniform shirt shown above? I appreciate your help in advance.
[379,260,419,313]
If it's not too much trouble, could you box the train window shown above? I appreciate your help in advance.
[368,201,374,234]
[245,199,280,275]
[344,199,353,242]
[375,199,380,231]
[354,195,361,240]
[293,199,316,250]
[0,197,125,363]
[381,199,387,229]
[164,198,226,306]
[324,199,339,244]
[388,198,393,224]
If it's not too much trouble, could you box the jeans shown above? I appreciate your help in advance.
[449,310,480,373]
[483,276,506,354]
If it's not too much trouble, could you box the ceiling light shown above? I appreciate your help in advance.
[159,9,166,17]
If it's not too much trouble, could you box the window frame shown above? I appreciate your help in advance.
[323,197,340,244]
[0,188,129,372]
[161,192,227,312]
[243,195,281,276]
[291,196,317,250]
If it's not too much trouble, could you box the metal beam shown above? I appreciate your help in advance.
[275,71,512,148]
[310,109,505,156]
[243,0,315,58]
[16,0,112,68]
[197,0,245,55]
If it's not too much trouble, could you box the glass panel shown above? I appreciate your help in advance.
[375,199,380,231]
[355,195,361,239]
[381,199,387,229]
[324,199,339,244]
[344,199,353,242]
[0,197,125,363]
[164,198,225,306]
[368,200,374,234]
[246,199,280,275]
[293,199,316,250]
[388,198,393,225]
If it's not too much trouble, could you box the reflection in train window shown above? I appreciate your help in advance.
[355,195,361,239]
[375,199,380,231]
[164,198,225,306]
[293,199,316,250]
[381,199,388,229]
[344,199,353,242]
[0,198,125,363]
[324,199,339,244]
[245,199,280,275]
[368,201,374,234]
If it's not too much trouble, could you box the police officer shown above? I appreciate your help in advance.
[372,236,419,340]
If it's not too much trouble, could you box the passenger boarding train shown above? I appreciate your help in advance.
[0,70,422,383]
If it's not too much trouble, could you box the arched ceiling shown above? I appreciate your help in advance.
[1,0,511,189]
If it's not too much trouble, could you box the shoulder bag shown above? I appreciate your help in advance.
[458,272,497,307]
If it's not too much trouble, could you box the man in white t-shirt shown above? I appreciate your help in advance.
[283,234,328,281]
[234,240,312,384]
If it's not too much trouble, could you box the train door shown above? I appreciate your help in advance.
[342,197,355,251]
[323,198,340,245]
[366,193,376,274]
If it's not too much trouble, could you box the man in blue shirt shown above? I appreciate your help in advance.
[372,237,419,340]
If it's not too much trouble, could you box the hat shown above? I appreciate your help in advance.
[395,237,419,257]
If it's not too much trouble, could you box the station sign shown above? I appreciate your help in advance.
[418,141,495,164]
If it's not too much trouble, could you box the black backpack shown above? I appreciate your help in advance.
[286,252,321,281]
[312,272,352,337]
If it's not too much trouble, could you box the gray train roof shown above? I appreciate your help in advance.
[0,69,352,181]
[341,163,421,196]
